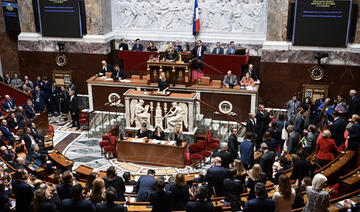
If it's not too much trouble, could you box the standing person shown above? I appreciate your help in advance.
[48,81,60,116]
[10,73,23,90]
[273,175,296,212]
[290,151,312,182]
[246,113,257,136]
[203,157,228,197]
[185,185,214,212]
[191,40,207,72]
[59,86,70,121]
[213,142,233,169]
[12,169,34,212]
[96,187,127,212]
[61,184,95,212]
[334,94,348,114]
[3,73,11,84]
[168,173,191,211]
[134,169,156,202]
[259,143,276,181]
[33,76,43,88]
[69,90,80,130]
[286,125,300,155]
[294,110,307,135]
[69,80,77,96]
[57,171,74,201]
[89,178,106,205]
[349,89,360,116]
[158,72,170,92]
[32,85,45,113]
[347,114,360,151]
[256,104,270,149]
[315,130,342,167]
[286,95,301,123]
[149,178,172,212]
[228,127,239,159]
[23,76,33,89]
[223,168,244,211]
[132,38,143,51]
[240,133,255,169]
[164,42,178,61]
[330,110,346,147]
[104,166,125,201]
[303,174,331,212]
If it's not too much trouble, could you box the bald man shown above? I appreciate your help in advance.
[349,89,360,116]
[1,95,16,113]
[204,157,228,197]
[223,70,238,88]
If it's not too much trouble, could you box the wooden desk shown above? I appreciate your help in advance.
[147,60,191,86]
[117,138,187,167]
[48,150,74,169]
[33,112,50,136]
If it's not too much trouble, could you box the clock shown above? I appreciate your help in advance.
[56,53,67,67]
[310,66,324,81]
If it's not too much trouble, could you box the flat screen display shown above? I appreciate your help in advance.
[293,0,352,47]
[37,0,82,37]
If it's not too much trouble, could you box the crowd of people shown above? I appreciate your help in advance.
[1,74,81,130]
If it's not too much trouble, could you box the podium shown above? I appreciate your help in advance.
[146,60,191,86]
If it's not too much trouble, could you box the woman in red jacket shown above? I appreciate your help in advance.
[315,130,342,167]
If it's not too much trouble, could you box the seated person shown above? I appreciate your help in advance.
[0,146,10,161]
[111,64,126,81]
[223,70,238,88]
[226,41,236,55]
[240,72,255,87]
[15,106,27,128]
[132,38,144,51]
[30,122,44,142]
[164,42,178,61]
[7,113,20,130]
[158,72,170,92]
[0,120,14,145]
[123,172,137,185]
[96,60,114,77]
[1,95,16,113]
[168,124,183,146]
[135,123,151,139]
[147,41,158,52]
[243,64,260,83]
[175,40,183,52]
[152,126,165,140]
[212,42,224,55]
[118,38,129,50]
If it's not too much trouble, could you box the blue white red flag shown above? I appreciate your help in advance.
[193,0,200,35]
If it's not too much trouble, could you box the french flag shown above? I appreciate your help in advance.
[193,0,200,35]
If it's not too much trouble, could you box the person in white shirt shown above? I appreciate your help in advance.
[273,174,296,212]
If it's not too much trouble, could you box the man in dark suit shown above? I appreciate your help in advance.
[41,77,51,112]
[134,169,156,202]
[290,151,312,182]
[111,64,126,81]
[118,38,129,51]
[294,110,307,135]
[191,40,207,71]
[96,187,127,212]
[48,81,60,115]
[246,112,257,136]
[226,41,236,55]
[69,80,77,96]
[330,110,346,147]
[175,40,183,52]
[132,38,143,51]
[243,64,259,82]
[32,85,45,112]
[57,170,74,200]
[61,184,95,212]
[185,185,214,212]
[349,89,360,116]
[30,122,44,142]
[1,95,16,113]
[11,169,34,212]
[228,127,239,159]
[0,119,14,145]
[97,60,114,77]
[24,99,36,119]
[256,104,270,149]
[33,76,43,88]
[243,182,275,212]
[211,42,224,55]
[259,143,275,180]
[149,178,172,212]
[204,157,228,197]
[240,133,255,169]
[16,106,27,128]
[21,127,37,154]
[213,142,234,168]
[4,73,11,84]
[69,90,80,130]
[287,125,300,154]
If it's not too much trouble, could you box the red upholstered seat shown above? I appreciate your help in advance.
[49,125,54,133]
[184,150,190,165]
[208,142,219,151]
[79,118,88,124]
[3,140,9,146]
[99,140,109,147]
[102,134,110,140]
[104,136,117,157]
[197,140,212,158]
[189,143,204,163]
[189,143,200,154]
[80,114,88,119]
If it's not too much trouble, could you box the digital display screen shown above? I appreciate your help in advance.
[1,0,20,32]
[37,0,82,37]
[293,0,352,47]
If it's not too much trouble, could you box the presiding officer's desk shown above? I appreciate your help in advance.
[117,137,187,168]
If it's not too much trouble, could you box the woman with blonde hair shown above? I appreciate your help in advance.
[273,174,296,212]
[246,164,267,200]
[232,159,247,192]
[303,173,331,212]
[89,177,106,205]
[168,173,191,211]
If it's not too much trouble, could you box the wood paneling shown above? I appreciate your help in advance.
[92,85,127,112]
[259,62,360,108]
[18,51,111,94]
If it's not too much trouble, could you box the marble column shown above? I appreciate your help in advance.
[17,0,36,32]
[85,0,112,35]
[266,0,290,41]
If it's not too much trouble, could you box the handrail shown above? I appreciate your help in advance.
[192,58,223,75]
[195,98,243,124]
[0,81,32,98]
